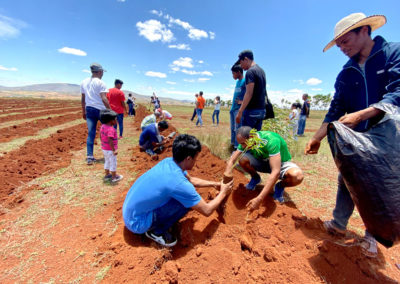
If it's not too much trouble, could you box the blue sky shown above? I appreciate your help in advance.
[0,0,399,103]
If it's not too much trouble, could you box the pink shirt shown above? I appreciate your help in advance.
[100,124,118,151]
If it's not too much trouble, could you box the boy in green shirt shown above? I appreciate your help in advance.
[225,126,303,210]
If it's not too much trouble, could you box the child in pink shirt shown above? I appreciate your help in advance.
[100,109,123,183]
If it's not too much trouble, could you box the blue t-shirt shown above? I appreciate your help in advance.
[122,157,202,234]
[139,123,160,146]
[231,78,246,111]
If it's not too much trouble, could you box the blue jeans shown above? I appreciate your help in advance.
[113,113,124,137]
[297,115,307,135]
[212,110,220,125]
[196,109,203,126]
[242,109,265,131]
[331,174,355,230]
[230,109,242,147]
[128,103,133,116]
[148,198,189,235]
[85,106,101,157]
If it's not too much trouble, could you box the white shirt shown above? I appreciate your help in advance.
[80,77,108,110]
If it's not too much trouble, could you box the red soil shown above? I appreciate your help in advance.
[0,106,81,123]
[1,99,399,283]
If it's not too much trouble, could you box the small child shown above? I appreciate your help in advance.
[100,109,123,183]
[289,103,301,140]
[212,96,221,126]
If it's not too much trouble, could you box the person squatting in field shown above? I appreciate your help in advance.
[305,12,400,257]
[123,134,233,247]
[139,120,169,158]
[80,63,111,165]
[225,126,303,211]
[99,109,123,183]
[140,109,162,130]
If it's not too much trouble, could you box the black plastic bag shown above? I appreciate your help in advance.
[327,103,400,248]
[263,92,275,120]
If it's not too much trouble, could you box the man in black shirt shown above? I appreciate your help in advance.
[235,50,266,130]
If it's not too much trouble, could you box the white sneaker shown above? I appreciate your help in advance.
[111,175,123,183]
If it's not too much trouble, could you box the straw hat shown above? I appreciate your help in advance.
[323,13,386,52]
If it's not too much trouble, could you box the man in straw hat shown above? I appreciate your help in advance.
[305,13,400,257]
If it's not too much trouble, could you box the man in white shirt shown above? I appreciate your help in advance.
[81,63,111,165]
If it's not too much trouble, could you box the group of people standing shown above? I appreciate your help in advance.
[81,12,400,258]
[288,94,311,140]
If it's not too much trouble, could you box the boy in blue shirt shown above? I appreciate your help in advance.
[123,134,233,247]
[230,64,246,149]
[139,120,169,157]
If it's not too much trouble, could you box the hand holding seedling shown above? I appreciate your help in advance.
[220,180,233,196]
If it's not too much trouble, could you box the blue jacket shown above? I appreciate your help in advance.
[139,123,160,146]
[324,36,400,132]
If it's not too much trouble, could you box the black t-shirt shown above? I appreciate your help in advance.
[245,64,266,110]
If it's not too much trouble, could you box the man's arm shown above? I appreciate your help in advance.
[246,154,281,211]
[225,150,242,175]
[186,174,219,188]
[100,92,111,109]
[305,122,328,154]
[192,180,233,216]
[338,107,383,128]
[81,93,86,120]
[236,83,254,123]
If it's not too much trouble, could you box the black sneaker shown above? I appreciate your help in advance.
[145,230,177,247]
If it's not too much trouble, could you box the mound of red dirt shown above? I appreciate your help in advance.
[99,105,399,283]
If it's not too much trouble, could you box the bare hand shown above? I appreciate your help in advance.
[235,111,242,124]
[220,180,233,196]
[338,112,362,129]
[113,149,118,156]
[213,182,221,191]
[246,197,262,212]
[305,138,321,155]
[82,113,86,120]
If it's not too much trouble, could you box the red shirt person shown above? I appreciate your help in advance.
[107,79,127,138]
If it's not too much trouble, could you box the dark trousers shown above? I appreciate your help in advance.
[148,199,189,235]
[113,113,124,137]
[190,108,197,121]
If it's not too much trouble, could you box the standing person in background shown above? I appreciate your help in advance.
[235,50,266,131]
[107,79,127,139]
[81,63,111,165]
[230,64,246,150]
[212,96,221,126]
[153,92,161,110]
[305,12,400,257]
[297,94,310,137]
[196,91,206,127]
[190,93,199,121]
[288,103,301,140]
[127,93,135,117]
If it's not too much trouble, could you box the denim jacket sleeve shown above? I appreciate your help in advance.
[381,42,400,107]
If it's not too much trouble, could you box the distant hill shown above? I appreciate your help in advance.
[0,83,191,104]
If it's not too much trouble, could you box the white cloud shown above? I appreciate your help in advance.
[181,69,213,76]
[188,28,208,40]
[0,65,18,71]
[150,10,163,17]
[172,57,193,68]
[183,78,196,83]
[136,19,174,43]
[58,47,87,56]
[306,77,322,86]
[145,71,167,78]
[0,15,27,39]
[82,69,91,73]
[287,88,304,95]
[293,79,304,85]
[165,90,193,96]
[168,43,191,50]
[209,32,216,40]
[311,88,323,91]
[166,81,176,85]
[198,78,210,82]
[169,18,192,30]
[117,0,126,2]
[170,66,180,72]
[198,60,204,64]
